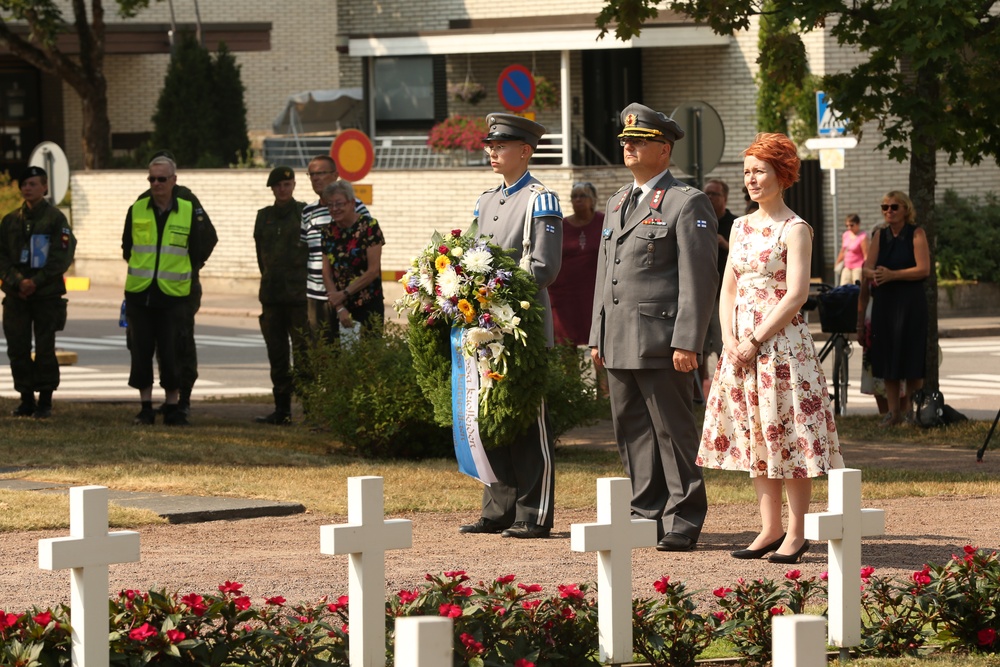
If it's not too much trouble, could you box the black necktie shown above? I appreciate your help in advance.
[622,188,642,228]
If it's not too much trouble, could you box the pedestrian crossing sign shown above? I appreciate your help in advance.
[817,92,849,136]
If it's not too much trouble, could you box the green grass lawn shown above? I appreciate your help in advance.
[0,399,996,532]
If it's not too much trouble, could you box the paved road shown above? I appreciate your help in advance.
[2,294,999,420]
[813,337,1000,421]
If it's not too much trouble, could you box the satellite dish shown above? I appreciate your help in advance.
[670,101,725,189]
[28,142,70,206]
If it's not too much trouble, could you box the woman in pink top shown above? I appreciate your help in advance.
[836,213,868,285]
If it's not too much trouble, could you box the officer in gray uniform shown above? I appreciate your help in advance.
[459,113,562,539]
[589,103,719,552]
[0,166,76,419]
[255,166,308,425]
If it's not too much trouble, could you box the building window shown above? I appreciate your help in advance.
[374,56,434,121]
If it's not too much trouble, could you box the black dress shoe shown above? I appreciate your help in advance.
[32,405,52,419]
[501,521,551,539]
[656,532,697,552]
[768,540,811,564]
[458,517,508,534]
[731,534,786,560]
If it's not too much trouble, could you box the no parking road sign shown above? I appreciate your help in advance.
[497,64,535,113]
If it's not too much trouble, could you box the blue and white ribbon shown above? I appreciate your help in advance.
[451,328,498,485]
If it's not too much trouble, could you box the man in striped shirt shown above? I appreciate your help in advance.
[300,155,370,343]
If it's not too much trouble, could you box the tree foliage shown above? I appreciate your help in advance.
[754,0,816,144]
[0,0,156,169]
[151,34,250,167]
[594,0,1000,390]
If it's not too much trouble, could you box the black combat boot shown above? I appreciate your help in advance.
[11,391,35,417]
[163,403,190,426]
[255,394,292,425]
[178,387,193,417]
[33,390,53,419]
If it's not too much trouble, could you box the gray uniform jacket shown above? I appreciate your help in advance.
[475,171,563,346]
[589,170,719,368]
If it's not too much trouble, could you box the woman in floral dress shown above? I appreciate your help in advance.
[698,133,844,564]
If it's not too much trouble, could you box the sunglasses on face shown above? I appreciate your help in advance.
[619,137,665,148]
[881,204,900,212]
[147,176,171,183]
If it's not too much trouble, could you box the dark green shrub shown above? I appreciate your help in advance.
[936,189,1000,283]
[299,322,451,459]
[545,343,607,444]
[299,326,604,459]
[151,35,250,168]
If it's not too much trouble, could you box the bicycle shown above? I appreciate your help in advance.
[802,283,858,416]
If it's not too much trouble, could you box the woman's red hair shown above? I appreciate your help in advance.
[744,132,800,190]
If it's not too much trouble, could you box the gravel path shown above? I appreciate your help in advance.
[1,426,997,612]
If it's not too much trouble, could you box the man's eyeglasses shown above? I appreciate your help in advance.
[881,204,900,212]
[147,176,171,183]
[308,170,336,178]
[326,200,350,210]
[619,137,665,148]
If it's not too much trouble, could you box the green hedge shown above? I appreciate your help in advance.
[936,190,1000,283]
[299,322,603,459]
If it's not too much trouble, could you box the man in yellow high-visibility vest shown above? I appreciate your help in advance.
[122,155,213,426]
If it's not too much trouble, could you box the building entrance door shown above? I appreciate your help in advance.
[580,49,642,166]
[0,63,41,177]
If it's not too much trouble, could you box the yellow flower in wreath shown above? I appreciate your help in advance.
[435,254,451,272]
[457,299,477,323]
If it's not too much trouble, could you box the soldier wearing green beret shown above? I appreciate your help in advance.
[254,166,308,425]
[0,166,76,419]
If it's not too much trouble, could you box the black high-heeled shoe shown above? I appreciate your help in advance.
[768,540,811,564]
[731,534,786,560]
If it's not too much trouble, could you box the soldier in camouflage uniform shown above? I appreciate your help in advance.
[0,166,77,419]
[254,166,308,425]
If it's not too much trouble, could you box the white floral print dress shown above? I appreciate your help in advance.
[697,216,844,478]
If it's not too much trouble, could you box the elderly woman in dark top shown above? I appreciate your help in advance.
[320,181,385,336]
[857,190,929,427]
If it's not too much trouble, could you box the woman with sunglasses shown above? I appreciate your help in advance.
[835,213,868,286]
[858,191,930,427]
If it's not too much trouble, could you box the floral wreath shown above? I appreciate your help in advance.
[395,223,548,448]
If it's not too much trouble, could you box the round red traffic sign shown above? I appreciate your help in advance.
[497,64,535,113]
[330,129,375,182]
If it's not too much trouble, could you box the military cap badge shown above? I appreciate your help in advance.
[625,113,638,127]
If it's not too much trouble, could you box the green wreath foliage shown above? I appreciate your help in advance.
[405,252,547,449]
[397,226,550,449]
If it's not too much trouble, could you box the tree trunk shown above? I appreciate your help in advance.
[79,75,111,169]
[908,67,940,392]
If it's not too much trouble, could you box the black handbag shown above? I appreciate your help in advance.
[910,388,945,428]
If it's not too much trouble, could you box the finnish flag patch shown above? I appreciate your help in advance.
[696,219,708,228]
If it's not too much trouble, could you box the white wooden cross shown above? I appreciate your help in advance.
[394,617,452,666]
[772,615,827,667]
[570,477,658,665]
[321,476,413,667]
[38,485,141,667]
[804,468,885,650]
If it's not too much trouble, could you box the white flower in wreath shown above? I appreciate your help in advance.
[419,271,434,295]
[488,301,516,327]
[436,267,460,298]
[451,246,464,258]
[461,247,493,273]
[467,327,499,346]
